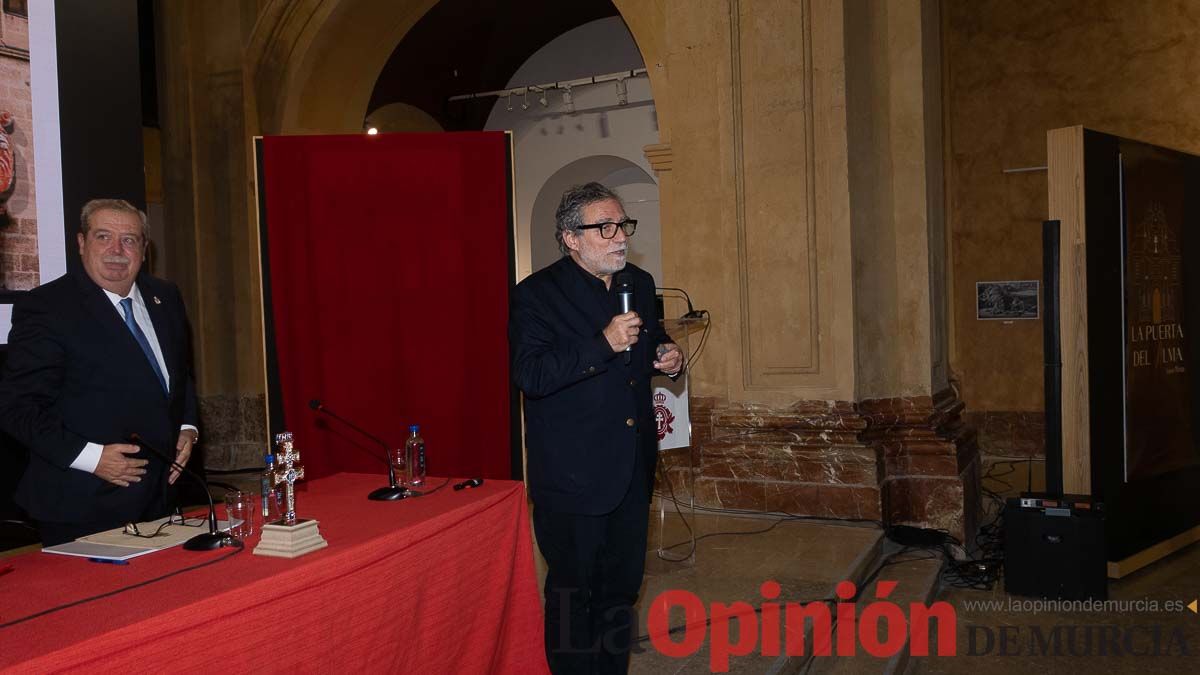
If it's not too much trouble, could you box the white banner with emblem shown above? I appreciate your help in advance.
[652,372,690,451]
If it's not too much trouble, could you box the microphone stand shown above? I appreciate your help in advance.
[308,400,410,501]
[128,434,237,551]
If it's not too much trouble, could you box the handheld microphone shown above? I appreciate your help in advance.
[615,271,634,364]
[309,399,409,501]
[127,434,237,551]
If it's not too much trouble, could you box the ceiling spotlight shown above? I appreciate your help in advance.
[506,92,513,112]
[521,89,530,110]
[366,127,379,135]
[536,87,548,107]
[616,78,628,106]
[562,86,574,114]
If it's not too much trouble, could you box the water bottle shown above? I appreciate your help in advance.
[260,454,277,519]
[405,425,426,487]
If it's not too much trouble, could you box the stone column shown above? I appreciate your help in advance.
[843,0,979,541]
[155,0,267,470]
[655,0,978,541]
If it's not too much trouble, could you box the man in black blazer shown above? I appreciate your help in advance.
[510,182,683,673]
[0,199,199,545]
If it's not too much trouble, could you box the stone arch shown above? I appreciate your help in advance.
[245,0,668,139]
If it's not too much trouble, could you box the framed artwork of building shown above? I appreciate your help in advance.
[976,280,1039,320]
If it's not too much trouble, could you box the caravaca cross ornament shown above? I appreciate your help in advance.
[252,431,326,558]
[273,432,305,525]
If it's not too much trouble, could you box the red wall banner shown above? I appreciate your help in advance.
[259,132,513,481]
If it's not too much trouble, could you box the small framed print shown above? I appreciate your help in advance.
[977,280,1039,320]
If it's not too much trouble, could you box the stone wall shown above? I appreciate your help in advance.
[198,393,268,471]
[945,0,1200,416]
[963,410,1044,459]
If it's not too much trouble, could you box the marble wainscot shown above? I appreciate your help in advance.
[663,392,980,542]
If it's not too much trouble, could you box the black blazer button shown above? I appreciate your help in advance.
[625,418,635,427]
[628,379,636,386]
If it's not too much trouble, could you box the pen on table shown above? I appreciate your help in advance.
[0,564,13,577]
[87,558,129,566]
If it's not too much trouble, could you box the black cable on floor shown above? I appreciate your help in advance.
[657,516,790,553]
[654,490,884,530]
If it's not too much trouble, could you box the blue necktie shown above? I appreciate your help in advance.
[120,298,168,394]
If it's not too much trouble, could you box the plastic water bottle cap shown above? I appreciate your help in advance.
[265,454,274,462]
[409,425,419,433]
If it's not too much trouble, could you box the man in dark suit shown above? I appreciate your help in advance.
[0,199,199,545]
[510,182,683,674]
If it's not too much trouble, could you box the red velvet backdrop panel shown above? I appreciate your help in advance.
[261,133,512,480]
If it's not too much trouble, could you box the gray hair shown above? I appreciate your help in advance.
[554,182,622,255]
[80,199,148,238]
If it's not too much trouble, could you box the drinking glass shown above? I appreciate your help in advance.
[224,489,256,538]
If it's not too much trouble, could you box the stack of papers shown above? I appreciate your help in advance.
[41,516,231,561]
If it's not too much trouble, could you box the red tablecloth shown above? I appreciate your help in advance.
[0,473,548,674]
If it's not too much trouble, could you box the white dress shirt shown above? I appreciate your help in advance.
[70,283,198,473]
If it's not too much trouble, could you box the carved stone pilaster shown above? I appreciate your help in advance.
[861,391,982,542]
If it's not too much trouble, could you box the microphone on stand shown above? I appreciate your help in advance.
[127,433,237,551]
[308,399,409,501]
[615,271,634,365]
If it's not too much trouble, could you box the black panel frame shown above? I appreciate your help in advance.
[1079,130,1200,561]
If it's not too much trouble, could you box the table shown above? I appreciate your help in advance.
[0,473,548,673]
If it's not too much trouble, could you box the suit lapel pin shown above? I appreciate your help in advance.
[153,296,162,305]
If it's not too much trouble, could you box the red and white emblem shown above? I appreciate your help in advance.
[654,391,675,441]
[0,111,15,214]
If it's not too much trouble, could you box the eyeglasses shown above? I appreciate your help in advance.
[123,510,206,539]
[576,219,637,239]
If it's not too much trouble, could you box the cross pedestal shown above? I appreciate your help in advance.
[253,431,328,558]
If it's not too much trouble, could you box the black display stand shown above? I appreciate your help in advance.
[1047,127,1200,576]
